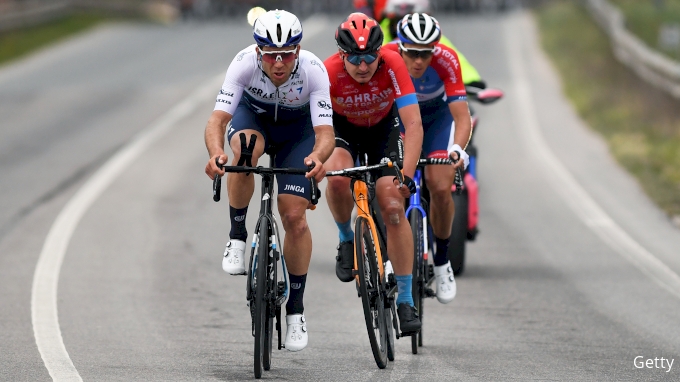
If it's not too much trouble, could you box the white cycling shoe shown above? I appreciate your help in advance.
[284,314,308,352]
[434,262,457,304]
[222,240,246,275]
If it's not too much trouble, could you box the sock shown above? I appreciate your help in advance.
[229,205,248,241]
[286,273,307,315]
[434,236,450,266]
[395,274,414,307]
[336,219,354,243]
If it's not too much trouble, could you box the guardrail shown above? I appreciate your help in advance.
[0,1,71,32]
[585,0,680,99]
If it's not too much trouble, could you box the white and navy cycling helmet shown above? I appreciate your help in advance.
[253,10,303,48]
[396,13,441,45]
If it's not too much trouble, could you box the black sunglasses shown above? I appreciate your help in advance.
[399,42,435,59]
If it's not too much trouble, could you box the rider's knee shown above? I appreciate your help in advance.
[326,176,350,196]
[431,186,452,203]
[280,208,308,237]
[381,199,405,226]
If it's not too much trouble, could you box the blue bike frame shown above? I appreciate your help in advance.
[405,169,429,258]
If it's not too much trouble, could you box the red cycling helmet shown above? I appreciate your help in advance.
[335,12,384,55]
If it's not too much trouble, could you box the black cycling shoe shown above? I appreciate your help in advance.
[335,241,354,282]
[397,303,421,335]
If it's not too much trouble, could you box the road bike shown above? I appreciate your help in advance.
[326,156,408,369]
[406,158,461,354]
[448,85,504,275]
[212,134,318,379]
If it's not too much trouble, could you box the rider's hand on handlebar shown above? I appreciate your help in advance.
[448,144,469,170]
[393,174,416,199]
[206,153,228,180]
[304,156,325,182]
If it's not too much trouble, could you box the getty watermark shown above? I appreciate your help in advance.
[634,356,674,372]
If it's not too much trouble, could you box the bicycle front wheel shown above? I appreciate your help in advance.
[354,216,388,369]
[409,209,425,354]
[253,221,270,379]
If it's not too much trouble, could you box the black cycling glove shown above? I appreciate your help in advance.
[395,175,417,195]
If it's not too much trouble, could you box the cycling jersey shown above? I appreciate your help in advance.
[324,49,417,127]
[380,19,482,84]
[382,42,467,159]
[382,42,467,107]
[215,44,332,200]
[215,44,333,127]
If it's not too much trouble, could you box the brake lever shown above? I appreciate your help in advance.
[392,160,405,187]
[451,152,464,195]
[213,157,224,202]
[307,162,320,209]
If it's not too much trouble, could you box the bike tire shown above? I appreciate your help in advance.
[409,209,424,354]
[253,222,269,379]
[449,192,468,276]
[263,248,276,371]
[385,289,396,362]
[354,216,388,369]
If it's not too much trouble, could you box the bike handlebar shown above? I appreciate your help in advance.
[212,160,319,208]
[416,158,464,195]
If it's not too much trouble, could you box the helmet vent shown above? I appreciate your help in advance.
[277,23,282,42]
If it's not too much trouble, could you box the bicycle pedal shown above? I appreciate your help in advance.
[400,330,419,337]
[424,288,437,298]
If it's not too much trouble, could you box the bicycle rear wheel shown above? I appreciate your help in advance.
[253,221,269,379]
[409,209,425,354]
[449,192,468,275]
[354,216,388,369]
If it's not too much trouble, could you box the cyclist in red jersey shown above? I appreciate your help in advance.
[323,12,424,334]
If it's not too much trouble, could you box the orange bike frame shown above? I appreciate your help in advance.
[353,179,385,282]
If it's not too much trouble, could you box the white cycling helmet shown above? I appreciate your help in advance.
[397,12,441,45]
[253,9,303,48]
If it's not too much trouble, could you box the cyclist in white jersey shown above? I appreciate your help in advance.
[204,9,335,352]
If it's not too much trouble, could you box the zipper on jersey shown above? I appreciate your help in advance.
[274,86,279,121]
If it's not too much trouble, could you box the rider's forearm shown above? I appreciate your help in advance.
[450,102,472,150]
[205,111,229,158]
[402,120,423,178]
[311,125,335,163]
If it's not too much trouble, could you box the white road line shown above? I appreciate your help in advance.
[31,74,220,381]
[506,12,680,299]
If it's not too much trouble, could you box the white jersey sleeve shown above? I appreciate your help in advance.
[299,50,333,128]
[214,45,258,115]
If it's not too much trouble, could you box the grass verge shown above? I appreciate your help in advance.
[610,0,680,61]
[0,12,123,66]
[536,1,680,218]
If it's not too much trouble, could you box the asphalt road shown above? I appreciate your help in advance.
[1,10,679,381]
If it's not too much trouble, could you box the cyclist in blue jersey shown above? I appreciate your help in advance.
[383,13,472,303]
[204,10,335,352]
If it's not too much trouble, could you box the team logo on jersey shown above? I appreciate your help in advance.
[252,104,266,114]
[219,89,234,97]
[388,69,401,95]
[284,184,305,193]
[248,86,275,99]
[317,100,332,110]
[310,60,325,72]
